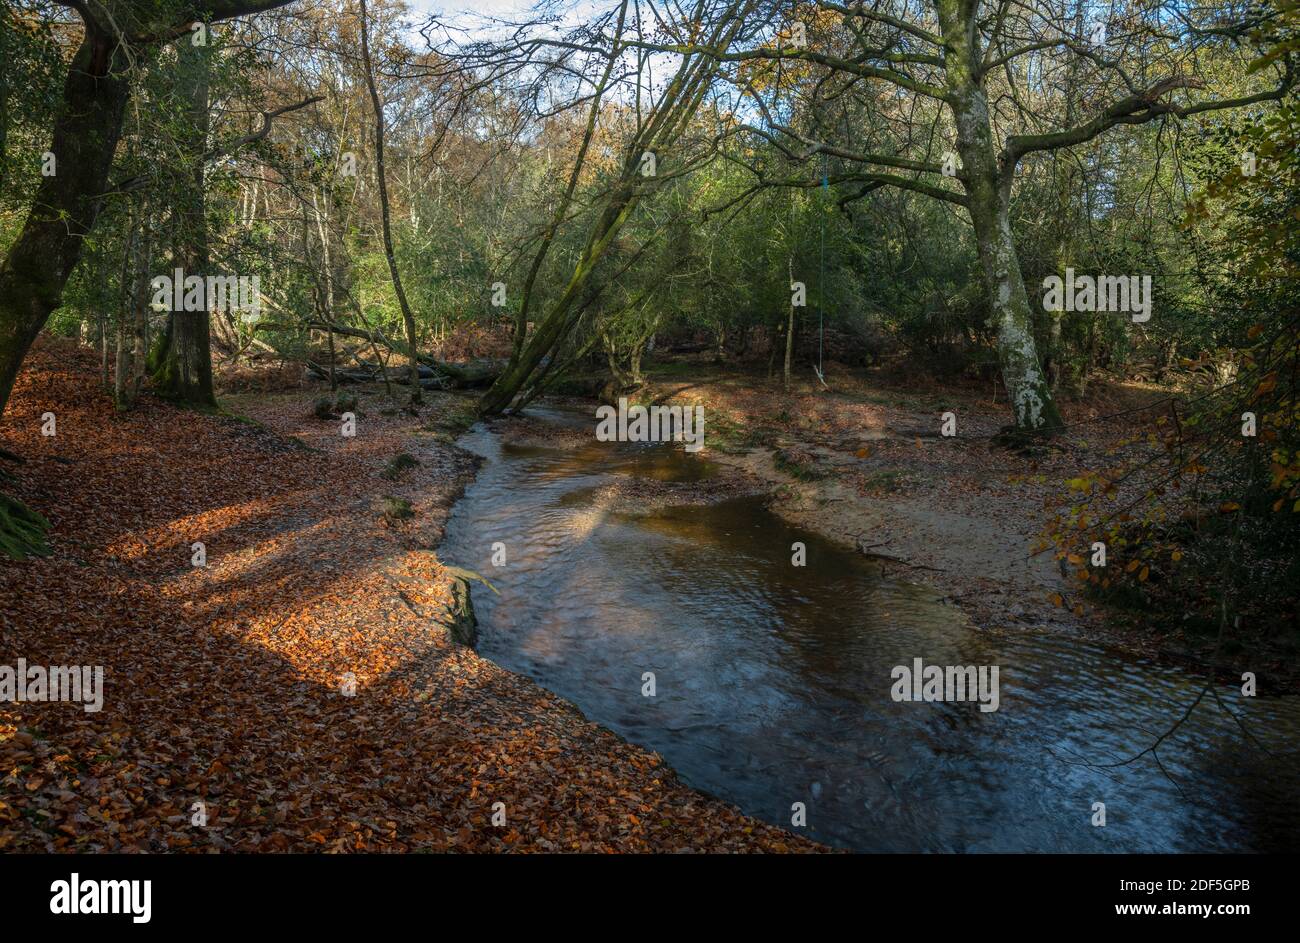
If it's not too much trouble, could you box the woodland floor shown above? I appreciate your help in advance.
[0,337,820,852]
[1,338,1287,853]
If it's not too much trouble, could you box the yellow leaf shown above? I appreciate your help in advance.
[1139,566,1150,582]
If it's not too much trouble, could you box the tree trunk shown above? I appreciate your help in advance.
[114,314,130,405]
[783,256,795,391]
[602,332,631,394]
[0,29,132,415]
[359,0,421,403]
[476,0,749,415]
[940,3,1063,434]
[965,188,1063,432]
[0,6,9,172]
[478,192,639,414]
[152,35,216,407]
[100,309,109,388]
[114,213,137,408]
[629,337,646,387]
[130,218,152,402]
[311,189,338,391]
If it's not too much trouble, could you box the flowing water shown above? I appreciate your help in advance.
[441,409,1300,852]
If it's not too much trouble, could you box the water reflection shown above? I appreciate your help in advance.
[441,411,1300,852]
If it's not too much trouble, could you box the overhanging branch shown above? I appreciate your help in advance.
[1004,71,1291,164]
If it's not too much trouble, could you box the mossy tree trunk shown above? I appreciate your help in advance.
[783,256,795,391]
[0,491,51,560]
[152,34,216,408]
[478,0,754,415]
[359,0,421,403]
[0,28,131,416]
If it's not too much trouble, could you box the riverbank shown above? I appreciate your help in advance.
[624,358,1296,689]
[0,337,821,852]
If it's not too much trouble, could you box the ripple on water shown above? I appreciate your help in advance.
[442,414,1300,852]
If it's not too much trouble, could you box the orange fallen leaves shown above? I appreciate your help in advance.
[1,338,824,854]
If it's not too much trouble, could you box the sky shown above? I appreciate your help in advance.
[404,0,552,22]
[399,0,610,55]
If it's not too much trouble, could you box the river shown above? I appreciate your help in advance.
[441,408,1300,852]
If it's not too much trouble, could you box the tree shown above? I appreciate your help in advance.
[671,1,1292,432]
[151,28,217,406]
[0,0,301,417]
[357,0,421,402]
[437,0,768,414]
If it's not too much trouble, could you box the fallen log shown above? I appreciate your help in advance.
[355,359,439,380]
[276,321,504,388]
[305,361,375,385]
[426,358,503,388]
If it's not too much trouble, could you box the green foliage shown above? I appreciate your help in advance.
[1043,6,1300,645]
[0,2,65,253]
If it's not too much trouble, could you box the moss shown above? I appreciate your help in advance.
[704,413,765,454]
[379,496,414,523]
[381,453,420,481]
[0,492,51,560]
[217,410,319,453]
[219,408,265,428]
[546,373,604,396]
[145,327,169,378]
[860,469,910,493]
[443,576,478,647]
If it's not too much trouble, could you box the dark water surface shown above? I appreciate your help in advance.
[441,409,1300,852]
